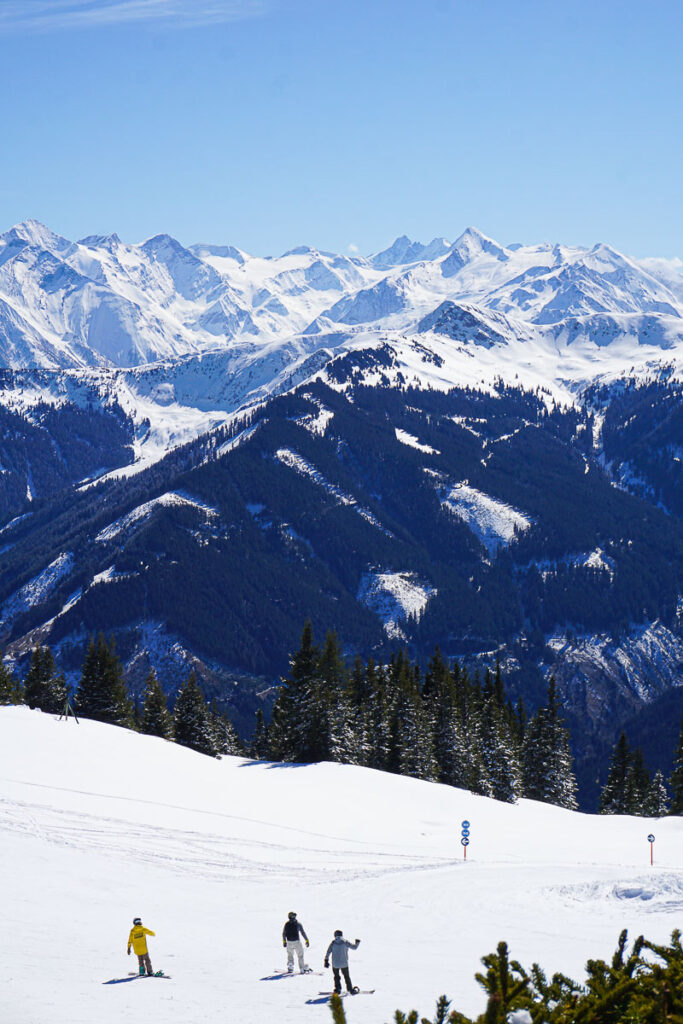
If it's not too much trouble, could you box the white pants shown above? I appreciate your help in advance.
[286,939,306,970]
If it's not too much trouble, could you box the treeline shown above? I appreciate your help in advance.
[2,623,682,815]
[599,729,683,817]
[259,622,579,809]
[0,635,241,759]
[327,929,683,1024]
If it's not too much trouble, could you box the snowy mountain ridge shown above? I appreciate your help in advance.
[1,218,682,369]
[1,218,681,483]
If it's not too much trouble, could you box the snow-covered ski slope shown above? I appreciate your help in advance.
[1,707,682,1024]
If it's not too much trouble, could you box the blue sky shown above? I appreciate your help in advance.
[1,0,682,258]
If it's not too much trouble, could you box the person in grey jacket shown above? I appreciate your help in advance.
[324,929,360,994]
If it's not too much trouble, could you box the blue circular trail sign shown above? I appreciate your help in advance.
[461,820,470,829]
[461,837,470,846]
[648,834,655,843]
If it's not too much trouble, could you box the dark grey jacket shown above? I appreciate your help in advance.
[325,936,360,968]
[283,919,308,943]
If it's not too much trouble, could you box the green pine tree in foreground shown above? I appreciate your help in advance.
[76,634,133,727]
[140,669,174,740]
[327,929,683,1024]
[24,646,67,714]
[173,672,216,755]
[0,655,22,705]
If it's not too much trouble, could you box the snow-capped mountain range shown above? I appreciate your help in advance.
[1,218,682,479]
[2,219,683,376]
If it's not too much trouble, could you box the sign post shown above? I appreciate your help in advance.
[461,820,470,861]
[648,833,655,866]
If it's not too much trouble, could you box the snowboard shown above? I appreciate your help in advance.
[319,989,375,997]
[272,968,322,976]
[128,971,171,979]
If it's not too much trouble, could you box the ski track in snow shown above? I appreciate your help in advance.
[2,707,683,1024]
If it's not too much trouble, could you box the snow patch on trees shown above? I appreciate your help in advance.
[1,552,74,624]
[357,569,436,639]
[95,491,219,544]
[527,548,616,580]
[215,423,259,458]
[275,447,390,533]
[394,428,440,455]
[439,482,532,554]
[295,398,334,436]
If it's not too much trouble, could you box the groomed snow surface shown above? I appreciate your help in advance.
[1,707,682,1024]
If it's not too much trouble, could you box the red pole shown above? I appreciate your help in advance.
[464,844,467,861]
[651,843,654,866]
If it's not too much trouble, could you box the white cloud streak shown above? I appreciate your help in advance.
[0,0,268,32]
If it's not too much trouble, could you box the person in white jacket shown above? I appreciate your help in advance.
[324,929,360,994]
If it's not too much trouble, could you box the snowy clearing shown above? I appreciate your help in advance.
[0,552,74,625]
[394,428,440,455]
[357,570,436,639]
[440,482,533,555]
[95,492,218,544]
[1,707,681,1024]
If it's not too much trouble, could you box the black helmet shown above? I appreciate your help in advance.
[334,929,342,937]
[133,917,142,925]
[288,911,297,919]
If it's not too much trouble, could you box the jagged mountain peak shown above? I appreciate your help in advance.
[3,219,71,253]
[77,232,121,250]
[449,225,506,258]
[369,234,451,270]
[141,233,194,256]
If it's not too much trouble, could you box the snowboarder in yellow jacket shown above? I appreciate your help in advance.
[127,917,155,976]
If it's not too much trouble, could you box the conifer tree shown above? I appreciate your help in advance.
[268,620,319,761]
[522,679,577,809]
[669,717,683,816]
[173,672,217,756]
[250,708,269,759]
[643,770,669,817]
[390,657,436,781]
[0,656,22,705]
[344,656,373,767]
[365,663,393,772]
[462,679,493,798]
[624,748,650,815]
[483,698,523,804]
[599,732,631,814]
[24,646,67,714]
[315,630,352,764]
[424,648,468,789]
[211,710,242,756]
[76,635,133,727]
[140,669,174,740]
